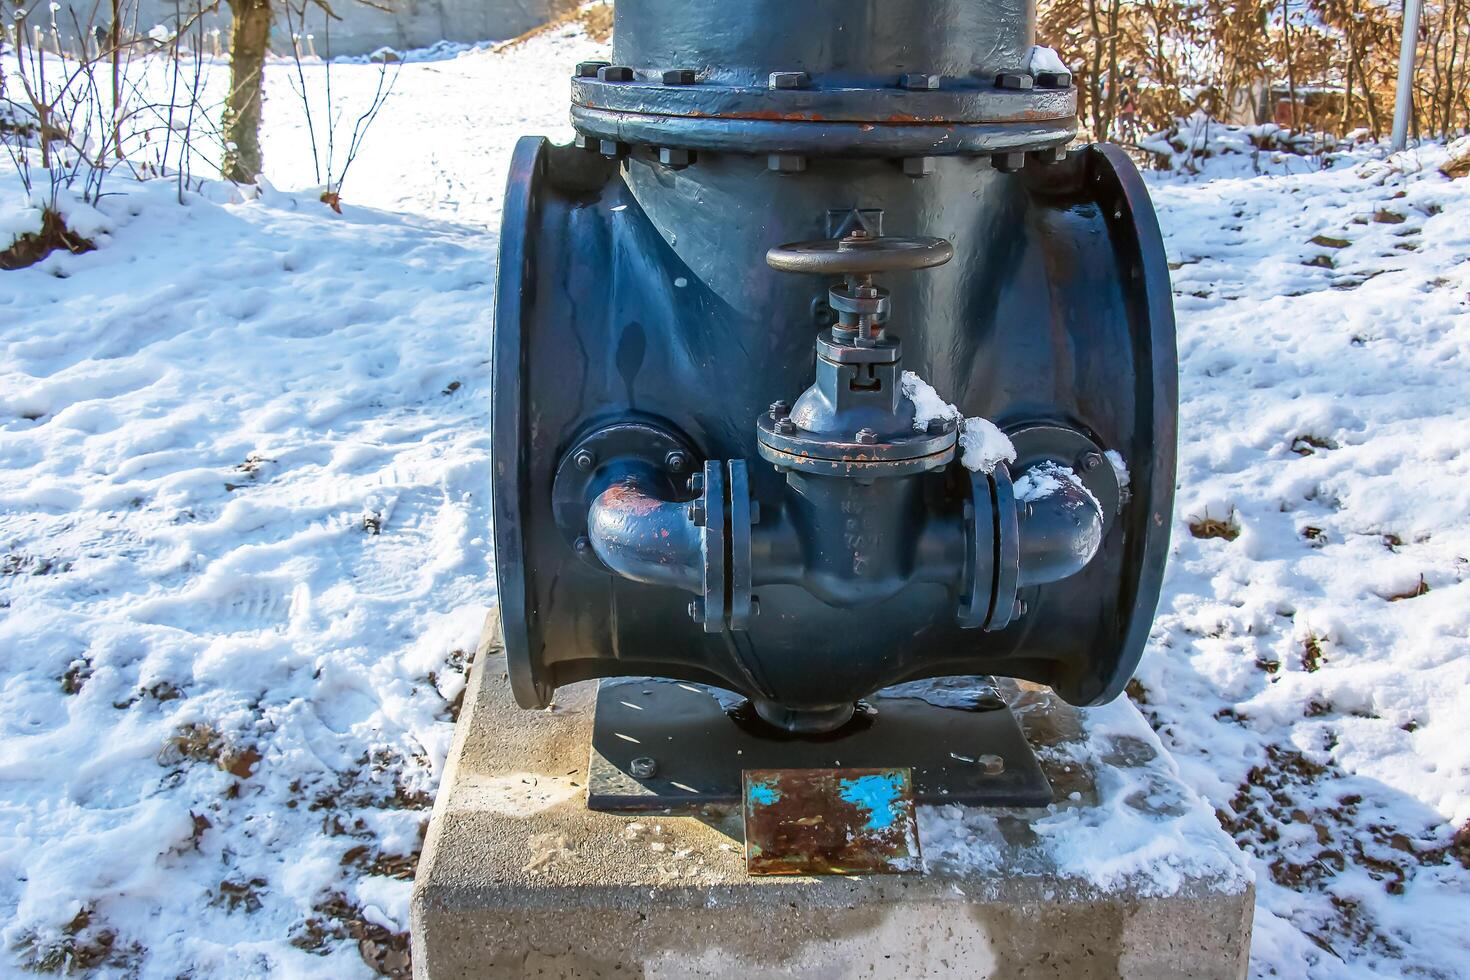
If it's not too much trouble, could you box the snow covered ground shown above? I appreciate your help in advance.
[2,20,1469,979]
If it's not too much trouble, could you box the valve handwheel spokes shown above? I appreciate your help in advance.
[765,230,954,275]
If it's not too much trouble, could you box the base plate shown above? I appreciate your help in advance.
[587,676,1053,813]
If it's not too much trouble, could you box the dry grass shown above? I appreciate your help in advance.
[158,723,262,778]
[495,0,611,52]
[1441,148,1470,180]
[1384,575,1430,602]
[0,209,94,271]
[1188,507,1240,541]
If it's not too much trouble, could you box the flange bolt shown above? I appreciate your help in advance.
[630,756,658,779]
[1079,451,1104,472]
[574,536,592,554]
[775,418,797,435]
[856,428,878,445]
[687,472,705,494]
[768,400,791,420]
[573,449,596,471]
[900,73,940,90]
[927,417,948,434]
[687,598,704,621]
[665,450,689,473]
[687,501,706,526]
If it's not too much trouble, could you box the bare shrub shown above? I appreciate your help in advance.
[2,0,229,266]
[281,0,399,210]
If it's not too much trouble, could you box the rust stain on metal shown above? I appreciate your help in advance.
[602,479,662,515]
[743,767,922,875]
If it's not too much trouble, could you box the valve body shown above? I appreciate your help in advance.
[492,0,1177,731]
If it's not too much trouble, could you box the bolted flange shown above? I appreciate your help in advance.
[550,419,702,569]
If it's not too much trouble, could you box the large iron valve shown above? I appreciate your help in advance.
[552,233,1121,644]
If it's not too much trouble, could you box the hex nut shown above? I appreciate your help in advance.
[599,139,628,159]
[575,60,610,78]
[661,68,697,85]
[630,756,658,779]
[687,501,706,526]
[995,72,1034,91]
[992,151,1027,173]
[1080,451,1104,472]
[573,449,596,471]
[597,65,634,82]
[767,153,807,173]
[658,147,694,169]
[902,156,936,178]
[769,70,810,90]
[1035,69,1072,89]
[665,450,690,473]
[574,536,592,554]
[856,428,878,445]
[775,418,798,435]
[900,72,940,90]
[573,133,600,153]
[687,472,705,494]
[768,400,791,419]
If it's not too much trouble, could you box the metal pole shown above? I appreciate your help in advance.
[1390,0,1423,151]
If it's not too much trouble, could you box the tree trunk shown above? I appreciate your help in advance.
[223,0,271,183]
[110,0,122,159]
[1088,0,1106,138]
[1281,0,1299,131]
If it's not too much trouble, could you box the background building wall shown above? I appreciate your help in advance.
[113,0,566,58]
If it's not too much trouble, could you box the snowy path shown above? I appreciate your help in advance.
[2,26,1469,979]
[0,180,501,975]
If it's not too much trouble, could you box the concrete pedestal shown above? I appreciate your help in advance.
[411,614,1254,979]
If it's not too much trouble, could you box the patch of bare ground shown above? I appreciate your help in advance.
[1216,744,1469,961]
[9,906,144,974]
[291,891,411,978]
[0,210,94,271]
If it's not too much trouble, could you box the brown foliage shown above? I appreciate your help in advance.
[1037,0,1470,141]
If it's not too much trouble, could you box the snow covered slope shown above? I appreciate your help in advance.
[2,25,1469,979]
[1141,141,1470,977]
[0,152,507,978]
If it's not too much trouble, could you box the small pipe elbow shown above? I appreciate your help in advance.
[587,477,703,591]
[1016,466,1104,588]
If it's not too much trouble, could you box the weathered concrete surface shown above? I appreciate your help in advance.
[61,0,570,58]
[411,612,1254,979]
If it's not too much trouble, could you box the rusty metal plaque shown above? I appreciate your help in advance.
[742,768,922,876]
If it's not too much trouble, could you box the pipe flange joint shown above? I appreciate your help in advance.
[551,419,702,569]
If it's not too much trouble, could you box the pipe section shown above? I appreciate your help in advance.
[587,474,703,591]
[1015,465,1105,587]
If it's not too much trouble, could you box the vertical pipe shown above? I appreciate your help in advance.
[1391,0,1424,151]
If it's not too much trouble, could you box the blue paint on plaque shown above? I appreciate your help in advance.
[747,778,782,807]
[838,772,904,830]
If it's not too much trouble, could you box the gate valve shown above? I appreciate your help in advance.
[756,229,958,479]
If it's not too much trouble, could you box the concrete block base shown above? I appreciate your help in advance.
[412,613,1254,979]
